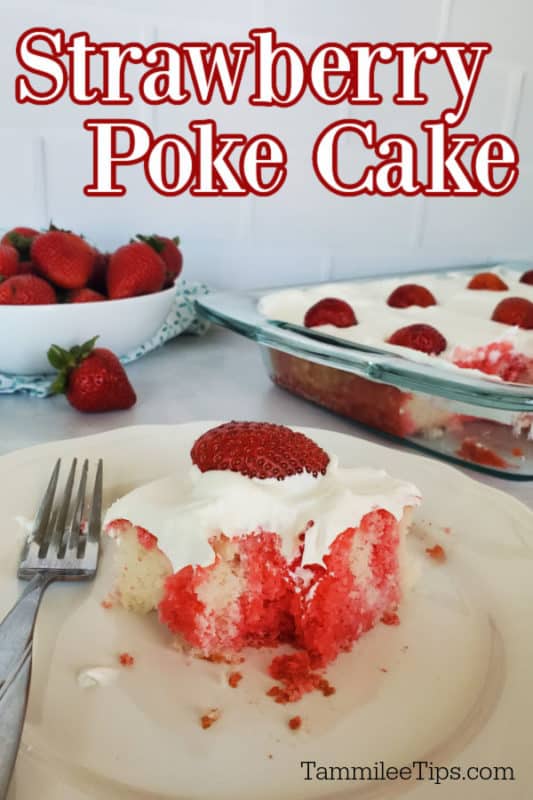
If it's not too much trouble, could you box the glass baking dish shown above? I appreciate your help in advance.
[195,265,533,479]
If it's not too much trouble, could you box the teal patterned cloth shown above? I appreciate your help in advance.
[0,279,210,398]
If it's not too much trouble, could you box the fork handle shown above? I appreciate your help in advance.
[0,574,50,798]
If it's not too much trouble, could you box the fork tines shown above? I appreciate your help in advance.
[18,458,103,580]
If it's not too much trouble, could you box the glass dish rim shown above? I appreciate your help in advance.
[196,261,533,413]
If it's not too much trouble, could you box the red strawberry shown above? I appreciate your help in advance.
[32,230,95,289]
[0,274,56,305]
[1,227,39,260]
[0,244,20,278]
[136,234,183,287]
[387,284,437,308]
[1,226,39,244]
[191,421,330,480]
[48,337,136,413]
[467,272,508,290]
[68,288,106,303]
[107,242,165,300]
[388,323,447,355]
[304,298,357,328]
[492,297,533,329]
[519,270,533,286]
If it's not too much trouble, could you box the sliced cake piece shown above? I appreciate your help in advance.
[104,422,421,674]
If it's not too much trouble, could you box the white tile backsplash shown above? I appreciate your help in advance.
[0,0,531,288]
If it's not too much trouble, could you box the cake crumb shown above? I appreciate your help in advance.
[267,652,336,703]
[380,667,388,673]
[228,671,243,688]
[442,526,451,535]
[101,599,113,610]
[316,677,336,697]
[512,447,524,458]
[288,716,302,731]
[381,611,400,626]
[200,708,221,729]
[267,753,273,760]
[426,544,446,563]
[118,652,135,667]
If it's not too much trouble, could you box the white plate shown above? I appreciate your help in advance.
[1,423,532,800]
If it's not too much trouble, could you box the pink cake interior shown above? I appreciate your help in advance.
[106,507,411,688]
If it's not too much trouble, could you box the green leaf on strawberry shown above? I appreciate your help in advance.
[6,232,34,261]
[135,234,166,254]
[47,336,100,395]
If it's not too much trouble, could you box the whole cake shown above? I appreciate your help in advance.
[104,422,420,678]
[260,266,533,384]
[259,267,533,441]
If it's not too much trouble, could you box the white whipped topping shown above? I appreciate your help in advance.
[105,458,421,572]
[77,667,119,689]
[259,266,533,375]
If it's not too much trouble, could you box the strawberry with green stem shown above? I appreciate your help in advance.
[48,337,137,412]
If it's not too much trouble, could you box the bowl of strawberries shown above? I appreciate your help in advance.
[0,225,183,375]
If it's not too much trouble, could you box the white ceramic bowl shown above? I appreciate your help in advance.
[0,286,176,375]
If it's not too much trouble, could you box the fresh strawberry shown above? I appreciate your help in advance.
[48,337,136,413]
[492,297,533,329]
[191,421,330,480]
[0,244,20,278]
[0,274,56,305]
[467,272,508,290]
[68,288,106,303]
[519,270,533,286]
[136,234,183,287]
[304,298,357,328]
[388,323,447,355]
[107,242,165,299]
[387,284,437,308]
[1,227,39,260]
[31,229,95,289]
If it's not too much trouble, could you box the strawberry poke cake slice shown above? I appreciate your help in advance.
[104,422,420,678]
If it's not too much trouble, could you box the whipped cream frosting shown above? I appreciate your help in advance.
[259,266,533,374]
[105,457,421,572]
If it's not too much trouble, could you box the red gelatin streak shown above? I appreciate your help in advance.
[456,438,508,469]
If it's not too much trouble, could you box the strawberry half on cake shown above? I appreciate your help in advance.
[104,422,420,680]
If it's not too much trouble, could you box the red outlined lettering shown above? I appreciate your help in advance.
[440,43,492,126]
[312,119,519,198]
[83,119,151,196]
[189,119,248,195]
[145,135,195,195]
[96,42,144,104]
[249,27,306,106]
[374,134,421,195]
[84,118,289,198]
[308,44,352,104]
[64,32,99,103]
[393,43,440,104]
[239,134,288,195]
[139,43,190,104]
[422,121,478,195]
[346,44,395,104]
[181,42,253,105]
[15,27,66,103]
[313,120,376,195]
[472,135,519,196]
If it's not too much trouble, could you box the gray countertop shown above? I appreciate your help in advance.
[1,326,531,510]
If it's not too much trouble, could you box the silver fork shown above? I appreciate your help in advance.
[0,458,103,798]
